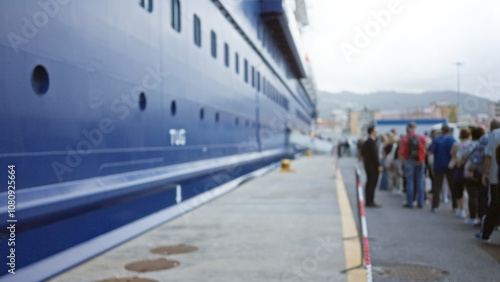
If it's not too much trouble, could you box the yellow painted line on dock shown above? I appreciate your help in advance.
[336,167,367,282]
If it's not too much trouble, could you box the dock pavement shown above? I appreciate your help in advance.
[339,156,500,282]
[50,154,364,282]
[50,154,500,282]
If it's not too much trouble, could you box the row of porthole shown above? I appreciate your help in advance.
[201,108,256,128]
[142,96,256,128]
[31,65,258,128]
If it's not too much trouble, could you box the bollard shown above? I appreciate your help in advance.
[281,159,295,172]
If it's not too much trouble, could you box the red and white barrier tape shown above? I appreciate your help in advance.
[356,177,373,282]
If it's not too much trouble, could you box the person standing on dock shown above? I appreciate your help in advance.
[478,118,500,242]
[463,126,485,225]
[399,121,428,208]
[362,124,382,207]
[470,122,498,223]
[428,124,456,212]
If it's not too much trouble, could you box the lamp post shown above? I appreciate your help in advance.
[454,62,463,122]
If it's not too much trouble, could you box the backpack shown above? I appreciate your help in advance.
[408,135,420,161]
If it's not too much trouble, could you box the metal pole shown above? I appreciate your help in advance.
[455,62,463,122]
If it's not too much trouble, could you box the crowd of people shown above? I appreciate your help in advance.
[358,119,500,243]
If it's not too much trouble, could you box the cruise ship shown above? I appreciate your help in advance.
[0,0,316,279]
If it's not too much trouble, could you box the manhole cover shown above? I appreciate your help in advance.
[377,264,449,280]
[124,258,179,273]
[150,244,198,255]
[96,278,158,282]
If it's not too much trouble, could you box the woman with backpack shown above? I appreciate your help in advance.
[463,127,485,225]
[450,128,476,219]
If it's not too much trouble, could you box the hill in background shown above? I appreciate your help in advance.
[317,90,491,119]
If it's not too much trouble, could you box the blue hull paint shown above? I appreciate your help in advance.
[0,0,314,278]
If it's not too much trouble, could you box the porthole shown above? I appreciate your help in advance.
[171,100,176,116]
[200,108,204,120]
[139,92,147,110]
[32,65,49,95]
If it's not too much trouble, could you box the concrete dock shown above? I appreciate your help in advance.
[50,154,363,282]
[49,155,500,282]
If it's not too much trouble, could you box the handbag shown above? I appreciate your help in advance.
[452,145,478,182]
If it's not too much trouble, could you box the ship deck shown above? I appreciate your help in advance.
[48,155,500,282]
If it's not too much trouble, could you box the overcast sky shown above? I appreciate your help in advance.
[301,0,500,100]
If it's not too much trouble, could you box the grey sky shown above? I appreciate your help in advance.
[301,0,500,101]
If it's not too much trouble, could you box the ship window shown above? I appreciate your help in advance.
[257,21,261,40]
[32,65,49,95]
[211,31,217,58]
[170,100,177,116]
[262,77,266,94]
[244,59,248,83]
[251,66,255,88]
[200,108,204,120]
[171,0,181,32]
[263,30,267,47]
[256,72,260,92]
[224,43,229,67]
[139,92,147,110]
[235,117,239,125]
[235,52,239,74]
[193,14,201,47]
[215,112,220,123]
[139,0,153,12]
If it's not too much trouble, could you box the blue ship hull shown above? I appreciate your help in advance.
[0,0,315,279]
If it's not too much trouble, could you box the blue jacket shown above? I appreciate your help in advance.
[429,134,456,174]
